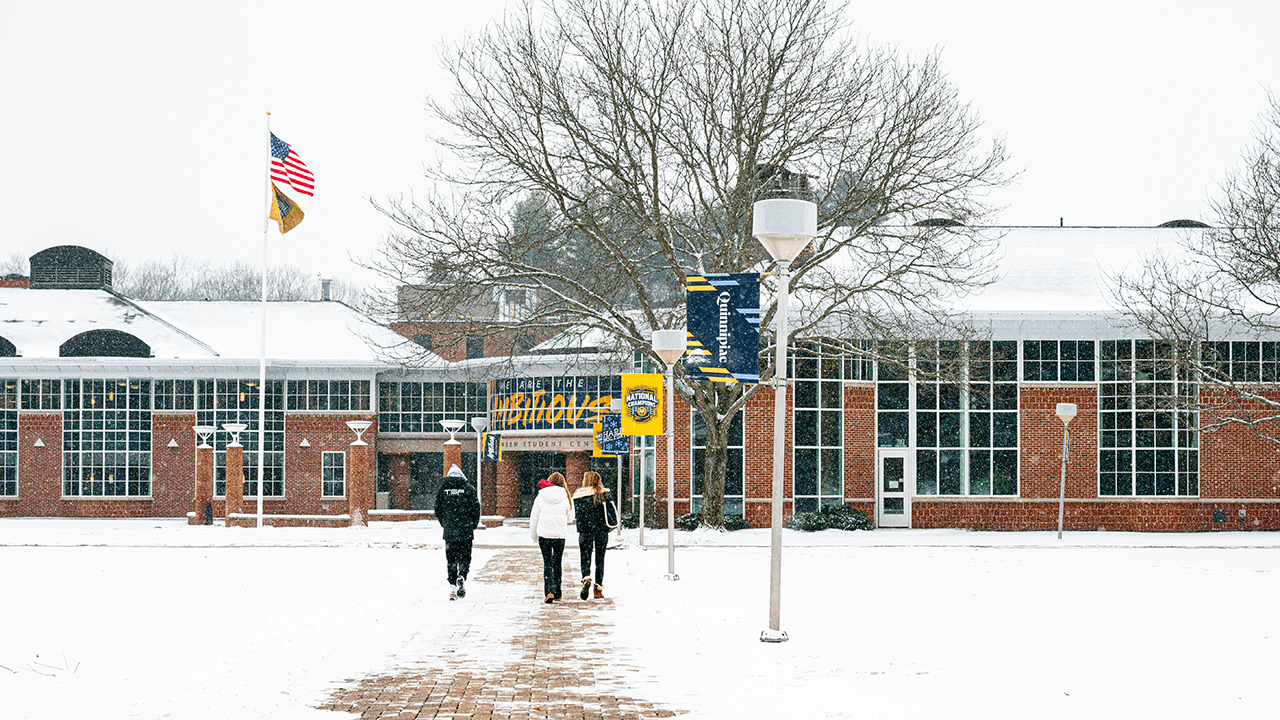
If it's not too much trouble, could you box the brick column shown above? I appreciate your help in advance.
[224,443,244,522]
[481,461,497,516]
[565,451,588,492]
[443,439,462,478]
[387,454,412,511]
[496,457,520,517]
[348,439,374,526]
[191,442,214,525]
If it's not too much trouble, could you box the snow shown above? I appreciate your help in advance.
[2,518,1277,719]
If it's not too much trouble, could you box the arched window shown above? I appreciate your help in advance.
[59,329,151,358]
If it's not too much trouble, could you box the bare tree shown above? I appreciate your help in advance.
[1,253,27,276]
[113,255,365,306]
[371,0,1008,526]
[1111,95,1280,443]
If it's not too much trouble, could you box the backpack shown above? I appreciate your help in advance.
[603,497,619,529]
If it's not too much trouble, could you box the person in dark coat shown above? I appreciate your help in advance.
[572,471,616,600]
[435,463,480,600]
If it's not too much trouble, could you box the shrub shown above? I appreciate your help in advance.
[675,511,750,531]
[620,497,667,529]
[787,504,874,532]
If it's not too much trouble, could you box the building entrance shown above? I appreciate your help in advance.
[877,449,912,527]
[517,451,565,516]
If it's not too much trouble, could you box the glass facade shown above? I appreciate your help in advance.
[1,380,15,496]
[792,343,845,512]
[197,379,285,498]
[378,381,486,433]
[62,379,152,497]
[1099,340,1198,496]
[690,408,744,516]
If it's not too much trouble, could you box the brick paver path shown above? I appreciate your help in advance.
[317,549,683,719]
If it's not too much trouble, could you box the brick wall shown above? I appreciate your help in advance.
[284,414,377,516]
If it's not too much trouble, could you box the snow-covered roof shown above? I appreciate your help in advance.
[962,226,1192,313]
[0,288,430,369]
[0,288,219,358]
[141,300,422,362]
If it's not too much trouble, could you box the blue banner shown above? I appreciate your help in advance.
[482,433,502,462]
[597,413,631,455]
[684,273,760,383]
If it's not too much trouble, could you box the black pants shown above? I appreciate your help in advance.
[445,536,473,585]
[538,537,565,599]
[578,531,608,586]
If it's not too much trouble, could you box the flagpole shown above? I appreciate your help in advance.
[258,112,272,528]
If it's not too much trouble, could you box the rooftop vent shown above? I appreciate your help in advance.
[29,245,113,290]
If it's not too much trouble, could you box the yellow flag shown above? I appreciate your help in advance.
[620,373,663,435]
[268,182,305,234]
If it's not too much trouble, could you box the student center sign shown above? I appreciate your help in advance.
[2,233,1279,531]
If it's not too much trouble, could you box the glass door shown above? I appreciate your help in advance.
[877,449,912,527]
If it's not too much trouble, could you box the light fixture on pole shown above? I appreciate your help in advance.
[1055,403,1077,540]
[194,425,216,449]
[653,328,688,582]
[346,420,373,446]
[439,418,466,442]
[754,196,817,644]
[471,415,489,527]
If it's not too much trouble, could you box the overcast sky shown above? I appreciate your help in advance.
[2,1,1276,292]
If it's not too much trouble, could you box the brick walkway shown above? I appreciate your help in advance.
[316,549,682,719]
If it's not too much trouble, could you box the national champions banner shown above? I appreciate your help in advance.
[685,273,760,383]
[620,373,663,435]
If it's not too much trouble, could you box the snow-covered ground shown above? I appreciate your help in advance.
[2,518,1277,719]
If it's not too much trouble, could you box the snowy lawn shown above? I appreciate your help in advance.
[2,519,1277,719]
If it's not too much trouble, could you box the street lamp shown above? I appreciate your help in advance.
[471,415,489,526]
[653,328,687,582]
[611,398,624,541]
[1056,403,1076,540]
[754,196,817,643]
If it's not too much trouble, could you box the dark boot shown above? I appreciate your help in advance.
[456,577,466,599]
[579,577,592,601]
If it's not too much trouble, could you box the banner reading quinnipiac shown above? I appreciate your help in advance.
[685,273,760,383]
[620,373,663,435]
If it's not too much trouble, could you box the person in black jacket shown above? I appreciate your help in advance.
[571,471,616,600]
[435,463,480,601]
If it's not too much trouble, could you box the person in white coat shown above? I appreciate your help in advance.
[529,471,574,603]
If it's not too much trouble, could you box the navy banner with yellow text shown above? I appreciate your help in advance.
[685,273,760,383]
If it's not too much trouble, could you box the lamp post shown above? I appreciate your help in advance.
[753,197,817,643]
[1056,403,1077,540]
[471,415,489,527]
[653,328,687,581]
[611,398,624,541]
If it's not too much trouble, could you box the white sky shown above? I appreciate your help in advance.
[2,1,1276,292]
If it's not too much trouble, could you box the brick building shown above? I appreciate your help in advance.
[4,230,1280,531]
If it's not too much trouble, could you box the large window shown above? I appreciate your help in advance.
[914,341,1019,496]
[1099,340,1198,496]
[197,379,285,497]
[153,379,195,411]
[287,379,371,411]
[690,408,744,516]
[1201,341,1280,383]
[378,381,487,433]
[322,451,346,497]
[20,379,60,410]
[1023,340,1096,382]
[1,380,15,496]
[792,343,845,512]
[62,379,152,497]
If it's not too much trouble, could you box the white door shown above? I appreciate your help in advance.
[877,449,912,528]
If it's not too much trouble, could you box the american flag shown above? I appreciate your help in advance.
[269,133,315,197]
